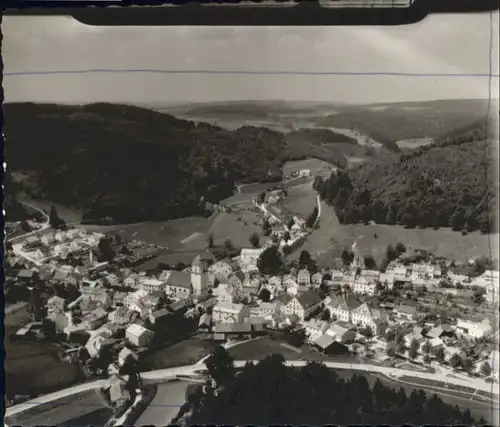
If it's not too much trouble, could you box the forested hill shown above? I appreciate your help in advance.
[315,120,496,233]
[4,103,287,224]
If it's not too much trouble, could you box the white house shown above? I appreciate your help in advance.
[212,302,249,324]
[303,319,330,343]
[239,248,264,273]
[456,318,492,339]
[352,278,377,296]
[325,294,360,323]
[165,271,193,299]
[297,269,311,286]
[351,302,388,334]
[141,278,166,293]
[276,289,322,321]
[208,261,234,282]
[41,232,56,246]
[126,324,154,347]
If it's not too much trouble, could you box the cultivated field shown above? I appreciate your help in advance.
[136,381,190,426]
[5,390,113,427]
[141,336,218,371]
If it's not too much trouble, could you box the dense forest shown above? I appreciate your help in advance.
[186,351,484,425]
[3,170,28,222]
[315,119,497,233]
[4,103,288,224]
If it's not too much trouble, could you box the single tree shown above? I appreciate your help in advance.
[306,207,319,228]
[258,288,271,303]
[207,233,215,249]
[20,220,32,232]
[386,244,397,263]
[249,232,260,248]
[386,343,396,357]
[204,346,235,388]
[433,345,446,363]
[409,338,420,359]
[449,353,462,369]
[361,326,374,340]
[385,328,396,342]
[341,249,354,266]
[299,250,312,268]
[287,218,295,230]
[423,354,432,365]
[480,361,492,377]
[262,219,272,236]
[395,242,406,256]
[257,246,284,275]
[224,239,235,250]
[364,255,377,270]
[422,340,432,355]
[49,205,65,229]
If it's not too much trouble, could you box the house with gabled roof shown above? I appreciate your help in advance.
[303,319,330,343]
[297,268,311,286]
[165,270,192,299]
[276,289,322,321]
[311,272,324,287]
[325,294,359,323]
[351,302,388,335]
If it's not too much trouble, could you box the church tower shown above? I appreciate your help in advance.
[191,255,207,295]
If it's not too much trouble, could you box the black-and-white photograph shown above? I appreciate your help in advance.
[2,12,500,427]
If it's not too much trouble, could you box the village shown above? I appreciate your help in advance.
[4,181,500,410]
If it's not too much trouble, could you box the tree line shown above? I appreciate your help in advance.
[185,347,485,426]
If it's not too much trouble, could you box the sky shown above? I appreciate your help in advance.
[2,13,499,105]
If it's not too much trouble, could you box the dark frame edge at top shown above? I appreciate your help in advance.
[2,0,499,26]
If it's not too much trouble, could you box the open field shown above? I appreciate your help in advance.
[5,331,85,398]
[396,138,434,150]
[136,381,190,426]
[282,181,317,219]
[208,210,264,248]
[227,337,360,365]
[5,304,85,399]
[5,390,113,427]
[141,336,218,371]
[20,197,83,224]
[300,200,495,267]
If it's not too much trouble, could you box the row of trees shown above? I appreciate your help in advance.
[187,347,485,425]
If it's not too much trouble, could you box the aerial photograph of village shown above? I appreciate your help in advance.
[2,11,500,427]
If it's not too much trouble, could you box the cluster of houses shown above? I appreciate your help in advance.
[5,221,500,383]
[10,228,105,266]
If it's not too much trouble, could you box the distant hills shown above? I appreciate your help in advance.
[4,99,492,226]
[315,118,496,233]
[314,99,491,150]
[163,98,490,154]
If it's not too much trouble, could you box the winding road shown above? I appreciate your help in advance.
[7,202,50,243]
